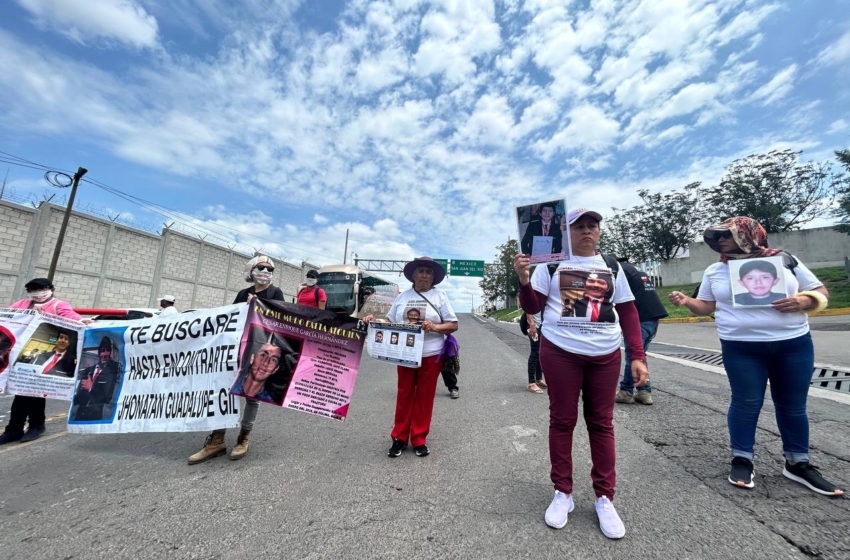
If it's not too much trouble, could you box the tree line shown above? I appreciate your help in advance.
[481,148,850,305]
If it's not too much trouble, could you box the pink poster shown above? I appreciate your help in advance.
[232,299,367,421]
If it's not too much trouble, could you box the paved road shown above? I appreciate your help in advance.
[1,315,848,559]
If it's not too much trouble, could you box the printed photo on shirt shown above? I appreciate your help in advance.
[403,306,426,324]
[557,266,615,323]
[516,199,571,264]
[729,256,789,307]
[70,329,125,423]
[231,326,302,406]
[13,323,78,378]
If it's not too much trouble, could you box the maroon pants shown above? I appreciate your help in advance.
[540,335,621,499]
[391,355,443,447]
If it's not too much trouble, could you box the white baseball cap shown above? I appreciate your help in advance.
[159,295,176,303]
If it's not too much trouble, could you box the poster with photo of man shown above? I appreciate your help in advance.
[517,199,571,264]
[4,312,84,400]
[728,256,789,307]
[366,322,424,367]
[70,330,124,422]
[230,326,302,405]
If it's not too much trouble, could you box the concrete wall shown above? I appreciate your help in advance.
[0,200,318,309]
[659,227,850,285]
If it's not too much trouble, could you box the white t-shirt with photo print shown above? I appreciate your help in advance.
[696,257,822,342]
[531,254,635,357]
[387,287,458,357]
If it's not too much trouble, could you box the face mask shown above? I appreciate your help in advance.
[28,289,53,303]
[305,278,317,287]
[252,270,273,285]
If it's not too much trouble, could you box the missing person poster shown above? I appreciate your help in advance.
[5,312,84,400]
[728,256,789,307]
[67,304,247,434]
[0,308,41,393]
[366,322,424,367]
[517,199,571,264]
[235,298,367,422]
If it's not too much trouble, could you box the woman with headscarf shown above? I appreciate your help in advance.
[364,257,458,458]
[0,278,82,445]
[188,255,285,464]
[669,217,843,497]
[514,208,648,540]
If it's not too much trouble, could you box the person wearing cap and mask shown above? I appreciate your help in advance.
[1,278,83,445]
[189,255,285,464]
[514,208,648,540]
[669,217,843,497]
[158,295,178,316]
[296,270,327,309]
[364,257,458,459]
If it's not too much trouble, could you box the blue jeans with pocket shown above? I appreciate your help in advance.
[720,333,813,463]
[620,320,658,394]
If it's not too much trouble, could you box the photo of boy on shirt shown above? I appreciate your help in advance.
[730,258,788,307]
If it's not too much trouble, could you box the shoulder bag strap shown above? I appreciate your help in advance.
[414,290,444,323]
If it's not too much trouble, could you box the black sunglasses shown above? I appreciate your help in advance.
[255,265,274,272]
[715,231,732,240]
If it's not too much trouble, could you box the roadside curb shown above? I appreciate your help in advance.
[661,307,850,323]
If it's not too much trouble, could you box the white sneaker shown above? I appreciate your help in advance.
[595,496,626,539]
[544,490,574,529]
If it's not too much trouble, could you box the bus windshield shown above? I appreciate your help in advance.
[318,272,357,315]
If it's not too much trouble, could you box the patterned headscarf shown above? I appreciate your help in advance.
[243,255,275,282]
[703,217,788,263]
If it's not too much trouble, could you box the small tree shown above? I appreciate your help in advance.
[705,150,839,233]
[637,183,707,261]
[600,207,650,263]
[480,239,519,306]
[831,149,850,234]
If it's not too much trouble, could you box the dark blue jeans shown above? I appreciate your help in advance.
[528,337,543,383]
[720,333,813,463]
[620,320,658,394]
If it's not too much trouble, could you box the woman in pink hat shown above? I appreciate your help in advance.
[365,256,458,458]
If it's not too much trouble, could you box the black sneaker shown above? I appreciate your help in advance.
[783,462,845,496]
[729,457,755,489]
[0,431,24,445]
[19,426,45,443]
[388,439,406,458]
[450,388,459,399]
[414,444,430,457]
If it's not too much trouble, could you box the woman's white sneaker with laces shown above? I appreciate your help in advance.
[544,491,574,529]
[595,496,626,539]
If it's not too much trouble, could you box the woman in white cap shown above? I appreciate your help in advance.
[365,257,458,458]
[158,295,178,316]
[188,255,284,464]
[0,278,82,445]
[514,209,648,540]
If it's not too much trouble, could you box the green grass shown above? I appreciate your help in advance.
[491,267,850,322]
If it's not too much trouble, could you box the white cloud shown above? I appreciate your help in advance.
[15,0,159,49]
[813,29,850,68]
[827,119,849,134]
[313,214,329,225]
[750,63,797,106]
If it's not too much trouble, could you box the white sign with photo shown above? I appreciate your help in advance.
[728,256,789,308]
[367,323,424,367]
[516,199,571,264]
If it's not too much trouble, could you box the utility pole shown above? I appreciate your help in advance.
[343,229,349,264]
[48,167,88,282]
[0,167,8,199]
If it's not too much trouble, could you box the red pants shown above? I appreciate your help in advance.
[391,355,443,447]
[540,335,620,499]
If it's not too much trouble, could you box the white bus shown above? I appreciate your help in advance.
[317,264,399,318]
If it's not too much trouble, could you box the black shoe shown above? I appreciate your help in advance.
[728,457,755,489]
[19,426,45,443]
[449,388,459,399]
[414,444,430,457]
[0,431,24,445]
[388,439,406,458]
[783,461,845,496]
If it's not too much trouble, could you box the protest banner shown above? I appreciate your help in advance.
[366,322,424,367]
[0,308,41,393]
[516,199,571,264]
[4,311,84,400]
[232,299,367,421]
[67,304,247,433]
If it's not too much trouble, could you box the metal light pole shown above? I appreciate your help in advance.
[47,167,88,282]
[343,229,349,264]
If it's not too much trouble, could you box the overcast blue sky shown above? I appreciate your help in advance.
[1,0,848,310]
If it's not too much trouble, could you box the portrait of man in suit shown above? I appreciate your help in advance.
[71,336,121,422]
[574,273,616,323]
[33,331,77,378]
[521,202,564,256]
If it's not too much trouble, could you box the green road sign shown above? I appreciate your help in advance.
[449,259,485,277]
[433,258,449,272]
